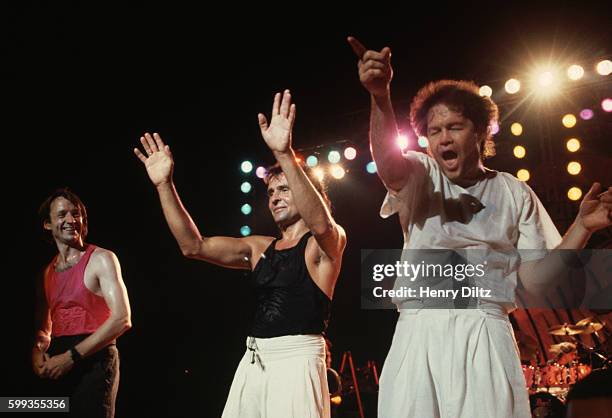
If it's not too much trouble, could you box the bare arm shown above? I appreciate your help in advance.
[41,250,132,379]
[258,91,347,260]
[134,133,254,269]
[348,36,409,192]
[519,183,612,296]
[32,268,51,376]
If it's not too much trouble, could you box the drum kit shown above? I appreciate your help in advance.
[520,317,610,404]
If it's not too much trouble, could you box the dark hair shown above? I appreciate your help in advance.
[410,80,499,158]
[264,163,331,208]
[38,187,89,240]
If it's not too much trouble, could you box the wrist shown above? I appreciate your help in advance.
[273,149,296,162]
[155,180,174,191]
[68,347,82,365]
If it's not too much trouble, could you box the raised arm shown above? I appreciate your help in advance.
[134,132,257,269]
[348,36,409,192]
[258,90,346,260]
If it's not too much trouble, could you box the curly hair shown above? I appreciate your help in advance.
[410,80,499,158]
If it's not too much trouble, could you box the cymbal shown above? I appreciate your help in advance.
[549,342,576,355]
[575,317,604,334]
[548,323,586,336]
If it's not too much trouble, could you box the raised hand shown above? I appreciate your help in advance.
[134,132,174,187]
[258,89,296,154]
[577,183,612,232]
[347,36,393,98]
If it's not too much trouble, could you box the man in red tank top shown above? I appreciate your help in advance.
[33,188,132,418]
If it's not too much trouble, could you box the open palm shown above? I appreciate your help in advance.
[134,132,174,186]
[258,90,296,154]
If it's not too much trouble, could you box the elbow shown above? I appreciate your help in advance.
[115,316,132,334]
[180,240,203,259]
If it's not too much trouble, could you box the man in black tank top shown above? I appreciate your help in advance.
[135,89,346,418]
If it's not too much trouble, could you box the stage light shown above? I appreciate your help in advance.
[596,59,612,76]
[331,396,342,406]
[490,121,500,135]
[567,64,584,80]
[579,109,594,120]
[328,150,341,164]
[255,166,267,179]
[330,165,346,179]
[566,138,581,152]
[313,167,325,181]
[513,145,526,159]
[366,161,377,174]
[479,85,492,97]
[562,114,577,128]
[240,181,252,194]
[396,134,409,150]
[517,169,530,182]
[532,67,560,97]
[567,161,581,175]
[344,147,357,160]
[418,136,429,148]
[295,156,302,163]
[602,98,612,112]
[567,187,582,201]
[537,71,554,87]
[505,78,521,94]
[306,155,318,167]
[240,225,251,236]
[241,204,252,215]
[511,122,523,136]
[240,161,253,174]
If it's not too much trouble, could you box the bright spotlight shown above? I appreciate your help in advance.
[490,121,500,135]
[517,169,530,182]
[505,78,521,94]
[241,161,253,174]
[366,161,377,174]
[396,134,409,150]
[330,165,345,179]
[513,145,526,159]
[328,150,341,164]
[579,109,594,120]
[567,64,584,80]
[596,60,612,76]
[344,147,357,160]
[562,114,577,128]
[418,136,429,148]
[241,204,252,215]
[602,98,612,112]
[566,138,581,152]
[255,166,267,179]
[240,225,252,236]
[240,182,252,194]
[567,187,582,201]
[313,167,325,181]
[567,161,582,175]
[511,122,523,136]
[306,155,318,167]
[479,85,493,97]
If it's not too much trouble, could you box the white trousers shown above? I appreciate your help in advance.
[379,306,530,418]
[221,334,330,418]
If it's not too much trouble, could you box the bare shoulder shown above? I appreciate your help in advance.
[89,247,121,274]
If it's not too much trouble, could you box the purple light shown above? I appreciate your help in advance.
[255,166,267,179]
[579,109,594,120]
[490,121,500,135]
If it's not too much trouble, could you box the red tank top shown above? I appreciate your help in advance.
[44,244,111,337]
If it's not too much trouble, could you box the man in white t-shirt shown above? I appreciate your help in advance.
[348,36,612,418]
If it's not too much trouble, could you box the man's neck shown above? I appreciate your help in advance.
[279,219,309,242]
[55,240,86,264]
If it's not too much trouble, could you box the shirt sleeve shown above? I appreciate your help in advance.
[380,150,430,219]
[517,183,562,261]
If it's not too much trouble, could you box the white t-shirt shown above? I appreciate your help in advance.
[380,150,562,308]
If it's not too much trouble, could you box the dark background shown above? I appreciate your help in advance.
[4,3,612,417]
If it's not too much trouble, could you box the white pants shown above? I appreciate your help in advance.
[379,305,530,418]
[221,334,330,418]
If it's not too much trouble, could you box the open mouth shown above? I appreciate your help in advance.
[440,150,459,171]
[441,150,458,160]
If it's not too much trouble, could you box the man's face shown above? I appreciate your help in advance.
[267,173,299,227]
[426,103,483,185]
[44,197,84,245]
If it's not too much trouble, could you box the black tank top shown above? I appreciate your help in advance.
[250,232,331,338]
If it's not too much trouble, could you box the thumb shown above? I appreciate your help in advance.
[382,46,391,60]
[258,113,268,132]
